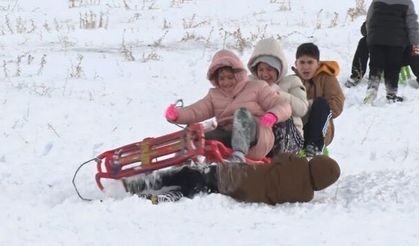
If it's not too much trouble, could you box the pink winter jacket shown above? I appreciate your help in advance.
[174,50,291,160]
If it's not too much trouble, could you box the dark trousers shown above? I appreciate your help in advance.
[350,36,369,80]
[351,38,419,82]
[303,97,331,150]
[369,45,405,92]
[159,165,218,198]
[205,127,232,148]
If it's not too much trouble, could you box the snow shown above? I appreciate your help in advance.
[1,0,419,245]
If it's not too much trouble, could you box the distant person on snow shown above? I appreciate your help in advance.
[292,43,345,158]
[363,0,419,103]
[247,37,308,156]
[164,49,291,162]
[345,21,419,89]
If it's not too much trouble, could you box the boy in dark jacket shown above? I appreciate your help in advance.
[363,0,419,103]
[292,43,345,158]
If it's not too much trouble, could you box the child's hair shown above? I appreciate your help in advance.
[213,66,242,80]
[216,66,234,77]
[296,43,320,61]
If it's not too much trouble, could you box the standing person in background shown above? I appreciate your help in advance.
[363,0,419,103]
[346,21,419,89]
[247,37,308,155]
[293,43,345,158]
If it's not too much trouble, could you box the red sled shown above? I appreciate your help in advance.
[73,123,270,200]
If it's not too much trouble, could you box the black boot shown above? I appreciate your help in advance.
[386,93,404,103]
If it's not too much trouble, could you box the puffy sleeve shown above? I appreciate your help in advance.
[258,84,292,123]
[280,75,308,118]
[175,93,214,124]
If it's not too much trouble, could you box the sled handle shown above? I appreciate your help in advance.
[72,158,97,201]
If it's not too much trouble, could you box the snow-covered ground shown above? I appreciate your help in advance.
[1,0,419,245]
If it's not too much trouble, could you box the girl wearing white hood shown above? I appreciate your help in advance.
[248,38,308,155]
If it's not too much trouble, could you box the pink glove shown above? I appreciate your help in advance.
[165,104,178,122]
[260,113,277,128]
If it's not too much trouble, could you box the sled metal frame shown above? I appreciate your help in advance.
[94,123,270,191]
[95,123,206,190]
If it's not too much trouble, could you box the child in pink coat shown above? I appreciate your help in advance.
[165,49,291,162]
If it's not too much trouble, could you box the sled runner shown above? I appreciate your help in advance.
[73,123,270,200]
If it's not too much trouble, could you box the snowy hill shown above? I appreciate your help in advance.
[1,0,419,245]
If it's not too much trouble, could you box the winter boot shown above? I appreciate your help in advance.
[386,93,404,103]
[231,107,257,158]
[304,144,322,159]
[363,75,380,104]
[224,150,246,163]
[344,77,361,88]
[385,82,404,103]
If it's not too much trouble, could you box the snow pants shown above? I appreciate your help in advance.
[303,97,331,151]
[369,45,405,94]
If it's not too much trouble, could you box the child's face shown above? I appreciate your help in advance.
[256,62,278,85]
[295,55,320,80]
[217,69,237,93]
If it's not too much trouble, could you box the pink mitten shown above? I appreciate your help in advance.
[165,104,178,122]
[260,113,277,128]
